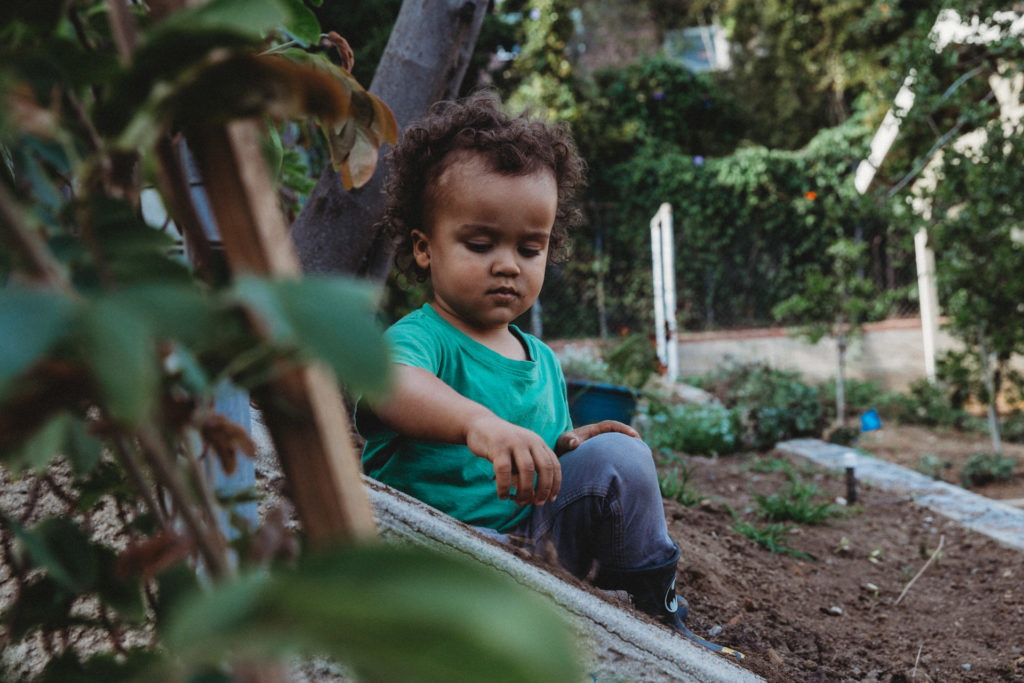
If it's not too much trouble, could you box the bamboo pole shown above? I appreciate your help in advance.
[190,120,376,544]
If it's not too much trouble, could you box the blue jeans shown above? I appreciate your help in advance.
[483,432,679,578]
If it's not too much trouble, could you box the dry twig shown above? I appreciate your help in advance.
[912,642,923,678]
[895,534,945,606]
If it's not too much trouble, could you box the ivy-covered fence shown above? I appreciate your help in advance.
[534,120,917,340]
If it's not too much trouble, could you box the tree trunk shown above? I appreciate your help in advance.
[835,330,847,428]
[978,330,1004,455]
[290,0,489,279]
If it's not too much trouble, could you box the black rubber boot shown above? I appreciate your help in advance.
[594,552,689,630]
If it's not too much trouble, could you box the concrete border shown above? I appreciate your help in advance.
[365,477,762,683]
[778,438,1024,553]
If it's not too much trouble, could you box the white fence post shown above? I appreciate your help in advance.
[650,203,678,383]
[914,227,940,382]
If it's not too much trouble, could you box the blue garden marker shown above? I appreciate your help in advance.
[861,409,882,432]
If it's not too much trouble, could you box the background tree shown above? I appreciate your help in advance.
[772,238,896,428]
[919,119,1024,454]
[867,3,1024,453]
[289,0,489,278]
[683,0,943,149]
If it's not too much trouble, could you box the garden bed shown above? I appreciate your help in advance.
[661,446,1024,682]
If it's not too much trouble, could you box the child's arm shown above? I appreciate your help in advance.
[372,364,562,506]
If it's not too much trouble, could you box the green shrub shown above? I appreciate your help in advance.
[876,378,973,429]
[699,363,825,450]
[642,400,740,456]
[826,425,860,446]
[1001,412,1024,444]
[658,463,704,506]
[936,349,983,409]
[753,480,841,525]
[915,454,949,480]
[819,377,887,423]
[604,333,658,389]
[960,453,1018,487]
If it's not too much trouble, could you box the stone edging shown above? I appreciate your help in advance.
[777,438,1024,553]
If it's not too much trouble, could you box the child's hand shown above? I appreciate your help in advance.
[465,415,562,506]
[555,420,641,455]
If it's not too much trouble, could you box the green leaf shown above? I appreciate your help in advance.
[0,287,74,397]
[153,0,289,38]
[4,412,70,473]
[105,283,218,348]
[234,276,390,398]
[2,574,75,642]
[36,649,164,683]
[94,543,147,623]
[165,544,580,683]
[12,518,98,592]
[65,417,103,475]
[77,299,159,426]
[153,562,202,630]
[77,460,133,512]
[279,0,321,45]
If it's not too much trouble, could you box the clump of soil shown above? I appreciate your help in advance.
[665,448,1024,682]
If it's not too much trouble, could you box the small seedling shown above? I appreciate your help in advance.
[918,542,946,563]
[864,582,880,598]
[658,463,704,506]
[915,453,948,481]
[730,520,812,560]
[833,536,852,555]
[753,479,841,525]
[868,547,884,564]
[748,456,795,477]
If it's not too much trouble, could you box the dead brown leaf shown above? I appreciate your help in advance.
[200,413,256,476]
[116,531,195,580]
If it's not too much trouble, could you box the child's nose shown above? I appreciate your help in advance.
[492,248,521,276]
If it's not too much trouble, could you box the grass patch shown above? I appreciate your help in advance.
[730,519,813,560]
[747,456,795,476]
[753,479,841,525]
[658,463,704,506]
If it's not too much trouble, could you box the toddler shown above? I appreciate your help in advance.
[358,91,690,635]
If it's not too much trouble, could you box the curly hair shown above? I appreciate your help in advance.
[378,90,586,282]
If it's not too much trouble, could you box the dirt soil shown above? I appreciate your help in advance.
[666,429,1024,682]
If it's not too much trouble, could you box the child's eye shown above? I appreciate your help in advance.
[465,242,491,253]
[519,247,543,257]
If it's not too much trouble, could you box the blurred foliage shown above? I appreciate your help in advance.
[695,363,826,451]
[0,1,577,680]
[960,452,1017,487]
[875,378,977,430]
[753,479,842,526]
[685,0,938,149]
[641,399,740,456]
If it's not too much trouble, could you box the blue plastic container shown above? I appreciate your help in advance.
[860,408,882,432]
[566,380,638,426]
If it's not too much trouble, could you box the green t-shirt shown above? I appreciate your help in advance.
[359,304,572,532]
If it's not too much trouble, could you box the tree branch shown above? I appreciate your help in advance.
[0,182,73,291]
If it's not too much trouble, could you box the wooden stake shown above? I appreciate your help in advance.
[191,120,376,544]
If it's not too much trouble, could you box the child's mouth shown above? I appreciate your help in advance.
[487,287,518,302]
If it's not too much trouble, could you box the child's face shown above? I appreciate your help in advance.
[412,153,557,338]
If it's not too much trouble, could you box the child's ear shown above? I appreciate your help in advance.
[411,229,431,270]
